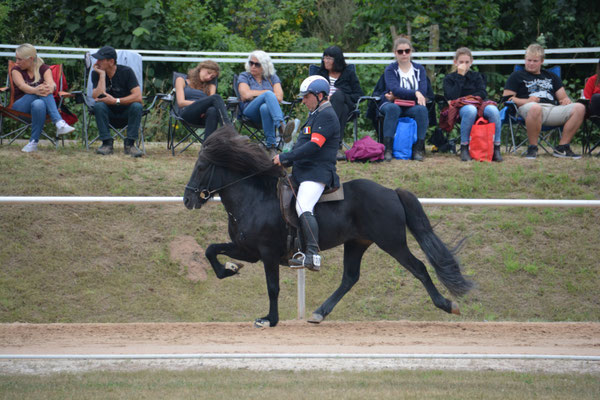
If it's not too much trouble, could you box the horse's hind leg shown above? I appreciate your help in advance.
[310,240,372,323]
[381,242,457,315]
[205,242,259,279]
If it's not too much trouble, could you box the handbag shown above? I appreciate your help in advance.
[394,99,416,107]
[393,117,417,159]
[469,117,495,162]
[345,136,385,162]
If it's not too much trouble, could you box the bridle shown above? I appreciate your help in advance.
[185,161,274,201]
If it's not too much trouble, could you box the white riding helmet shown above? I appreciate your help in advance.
[299,75,330,97]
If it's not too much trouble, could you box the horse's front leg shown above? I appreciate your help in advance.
[205,242,259,279]
[254,251,281,328]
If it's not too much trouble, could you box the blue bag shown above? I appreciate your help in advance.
[393,117,417,159]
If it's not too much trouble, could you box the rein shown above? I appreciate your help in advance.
[185,162,276,200]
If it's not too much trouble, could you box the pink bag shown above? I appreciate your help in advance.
[345,136,385,162]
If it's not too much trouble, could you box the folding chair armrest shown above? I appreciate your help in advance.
[143,94,162,112]
[577,98,590,106]
[356,95,379,108]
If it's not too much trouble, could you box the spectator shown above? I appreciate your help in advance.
[379,37,429,161]
[443,47,502,162]
[583,58,600,118]
[11,43,75,153]
[238,50,294,157]
[311,45,364,159]
[174,60,231,138]
[91,46,143,157]
[502,43,585,159]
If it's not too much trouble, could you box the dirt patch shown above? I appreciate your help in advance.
[169,235,209,282]
[1,321,599,374]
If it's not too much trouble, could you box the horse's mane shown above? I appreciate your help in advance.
[200,125,283,177]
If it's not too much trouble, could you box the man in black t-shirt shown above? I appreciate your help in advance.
[91,46,144,157]
[503,43,585,159]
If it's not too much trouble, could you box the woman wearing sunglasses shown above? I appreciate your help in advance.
[380,37,428,161]
[238,50,293,157]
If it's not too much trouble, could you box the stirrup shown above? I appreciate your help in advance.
[288,251,321,271]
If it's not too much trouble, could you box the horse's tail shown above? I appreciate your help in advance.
[395,188,474,297]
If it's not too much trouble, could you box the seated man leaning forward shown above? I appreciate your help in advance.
[273,76,340,272]
[91,46,144,157]
[502,43,585,159]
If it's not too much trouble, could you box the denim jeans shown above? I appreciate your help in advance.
[459,104,501,145]
[11,94,62,142]
[242,91,284,147]
[93,102,143,141]
[380,102,428,140]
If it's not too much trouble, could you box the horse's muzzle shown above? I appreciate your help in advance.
[183,190,203,210]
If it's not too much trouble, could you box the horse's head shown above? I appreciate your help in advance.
[183,154,215,210]
[183,125,284,210]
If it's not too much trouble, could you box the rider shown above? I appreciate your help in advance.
[273,76,341,271]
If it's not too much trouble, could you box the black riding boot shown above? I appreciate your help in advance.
[289,211,321,271]
[383,137,393,162]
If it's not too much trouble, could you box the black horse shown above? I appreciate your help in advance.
[184,126,473,327]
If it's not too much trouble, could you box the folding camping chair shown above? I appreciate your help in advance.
[162,71,220,155]
[0,60,78,147]
[502,65,563,155]
[81,50,160,153]
[365,72,437,144]
[229,74,298,149]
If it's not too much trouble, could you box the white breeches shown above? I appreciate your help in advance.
[295,181,326,216]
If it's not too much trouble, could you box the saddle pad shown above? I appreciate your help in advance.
[278,179,344,228]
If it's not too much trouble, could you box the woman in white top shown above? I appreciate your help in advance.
[380,37,429,161]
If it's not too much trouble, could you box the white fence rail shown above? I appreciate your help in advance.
[3,195,599,320]
[1,196,600,207]
[1,44,599,66]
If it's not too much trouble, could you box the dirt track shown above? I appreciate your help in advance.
[1,321,600,374]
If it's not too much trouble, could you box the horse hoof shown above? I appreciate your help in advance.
[254,318,271,328]
[225,261,243,274]
[451,302,461,315]
[308,313,324,324]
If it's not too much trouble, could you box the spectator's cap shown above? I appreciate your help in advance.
[92,46,117,61]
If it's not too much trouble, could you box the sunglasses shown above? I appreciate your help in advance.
[396,48,412,55]
[249,61,262,68]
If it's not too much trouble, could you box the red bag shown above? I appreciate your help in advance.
[469,117,494,162]
[394,99,416,107]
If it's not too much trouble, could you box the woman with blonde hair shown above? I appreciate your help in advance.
[443,47,502,161]
[11,43,75,152]
[237,50,293,156]
[380,37,429,161]
[174,60,231,138]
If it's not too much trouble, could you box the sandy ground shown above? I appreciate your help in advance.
[1,320,599,375]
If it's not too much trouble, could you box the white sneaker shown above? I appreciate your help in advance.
[21,141,38,153]
[55,120,75,136]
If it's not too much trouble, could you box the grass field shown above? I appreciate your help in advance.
[1,368,599,399]
[1,141,599,397]
[1,142,599,324]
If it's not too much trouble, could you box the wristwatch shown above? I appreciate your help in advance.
[116,98,121,105]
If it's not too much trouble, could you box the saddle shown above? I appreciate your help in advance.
[277,176,344,229]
